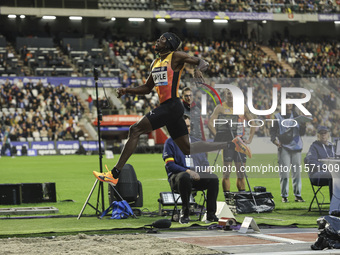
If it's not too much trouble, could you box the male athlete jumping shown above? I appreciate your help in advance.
[93,32,228,185]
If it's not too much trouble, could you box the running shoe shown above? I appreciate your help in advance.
[282,197,289,203]
[295,196,305,202]
[205,215,219,224]
[232,136,252,158]
[179,211,190,224]
[93,170,118,185]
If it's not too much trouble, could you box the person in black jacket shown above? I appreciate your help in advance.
[305,126,334,199]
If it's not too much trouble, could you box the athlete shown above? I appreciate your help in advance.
[208,89,255,196]
[93,32,228,185]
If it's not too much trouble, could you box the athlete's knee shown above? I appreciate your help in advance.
[223,172,231,179]
[129,123,144,138]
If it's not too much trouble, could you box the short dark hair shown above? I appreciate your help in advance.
[183,114,190,121]
[182,87,191,97]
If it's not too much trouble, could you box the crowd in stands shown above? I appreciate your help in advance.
[0,46,25,77]
[1,34,339,141]
[0,79,85,142]
[98,0,173,11]
[270,39,340,91]
[97,0,340,13]
[2,0,339,12]
[189,0,340,13]
[111,39,290,81]
[184,39,291,78]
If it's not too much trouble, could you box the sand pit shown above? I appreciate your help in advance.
[0,233,221,255]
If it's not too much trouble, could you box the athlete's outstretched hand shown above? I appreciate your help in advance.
[116,88,127,98]
[193,69,205,87]
[193,69,204,79]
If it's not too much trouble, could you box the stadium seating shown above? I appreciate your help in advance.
[1,0,338,12]
[98,0,174,10]
[0,80,85,142]
[189,0,339,13]
[0,32,339,140]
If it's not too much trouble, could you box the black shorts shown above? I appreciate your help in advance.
[223,142,247,163]
[146,98,188,140]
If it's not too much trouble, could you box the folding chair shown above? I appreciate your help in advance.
[308,178,330,215]
[170,187,207,222]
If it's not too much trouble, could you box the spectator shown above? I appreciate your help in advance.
[40,126,48,138]
[1,126,12,157]
[270,103,306,203]
[86,94,93,113]
[182,87,205,140]
[64,43,72,55]
[64,130,73,140]
[305,126,334,200]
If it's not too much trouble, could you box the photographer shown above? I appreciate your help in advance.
[270,104,306,203]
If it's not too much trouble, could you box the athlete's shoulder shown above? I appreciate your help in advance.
[212,103,224,114]
[219,103,227,110]
[150,58,159,69]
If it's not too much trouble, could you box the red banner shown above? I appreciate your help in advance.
[93,115,142,126]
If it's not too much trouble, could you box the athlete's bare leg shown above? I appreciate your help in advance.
[115,122,227,170]
[222,178,231,192]
[235,162,246,191]
[237,178,246,191]
[222,162,232,192]
[223,177,245,192]
[114,116,153,170]
[173,134,228,155]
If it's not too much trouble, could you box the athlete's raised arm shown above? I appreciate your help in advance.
[172,51,208,79]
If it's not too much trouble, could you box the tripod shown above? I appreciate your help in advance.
[77,68,122,219]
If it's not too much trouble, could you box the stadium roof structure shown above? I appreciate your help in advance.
[1,6,340,22]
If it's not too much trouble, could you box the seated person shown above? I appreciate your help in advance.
[162,115,219,224]
[305,126,334,200]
